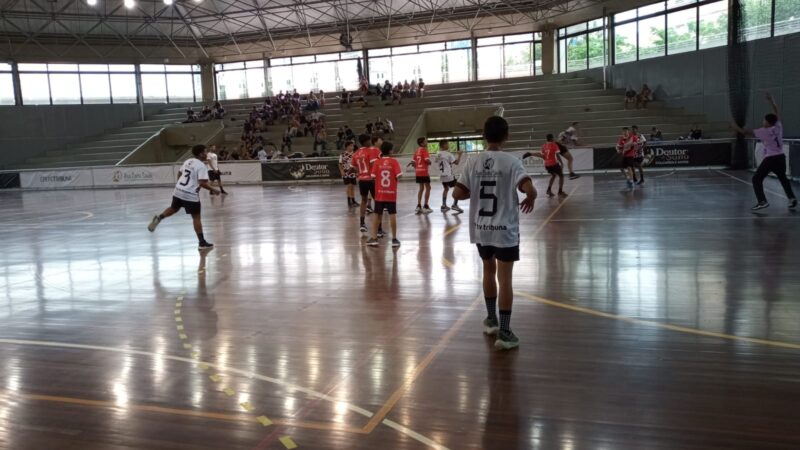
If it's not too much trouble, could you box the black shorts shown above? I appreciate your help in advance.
[343,177,357,185]
[622,157,636,168]
[374,201,397,215]
[557,143,570,155]
[634,157,644,164]
[358,179,375,198]
[476,244,520,262]
[208,170,221,181]
[170,196,201,215]
[545,164,563,176]
[416,176,431,184]
[441,179,456,188]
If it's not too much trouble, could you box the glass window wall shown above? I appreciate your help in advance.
[0,64,14,105]
[476,33,541,80]
[17,63,138,105]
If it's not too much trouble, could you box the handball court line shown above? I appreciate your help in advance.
[362,182,582,434]
[716,169,790,198]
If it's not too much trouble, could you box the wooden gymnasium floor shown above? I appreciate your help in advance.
[1,169,800,450]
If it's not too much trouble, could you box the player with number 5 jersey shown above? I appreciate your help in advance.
[454,116,536,351]
[366,142,403,248]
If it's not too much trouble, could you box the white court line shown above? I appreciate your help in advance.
[0,338,449,450]
[550,216,800,223]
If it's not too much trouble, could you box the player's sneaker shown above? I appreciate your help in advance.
[483,317,499,335]
[391,239,401,248]
[636,179,645,185]
[352,200,360,207]
[626,179,634,188]
[546,190,554,198]
[569,173,580,180]
[220,190,228,195]
[558,191,568,198]
[789,199,797,209]
[415,206,422,214]
[366,206,374,214]
[422,206,433,214]
[440,205,450,212]
[494,329,519,350]
[751,202,769,211]
[377,230,386,239]
[147,215,161,232]
[198,241,214,250]
[359,224,368,233]
[451,204,463,213]
[366,238,379,247]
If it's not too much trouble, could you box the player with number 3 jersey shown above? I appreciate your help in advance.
[366,142,403,248]
[454,116,536,351]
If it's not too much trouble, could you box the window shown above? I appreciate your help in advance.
[477,34,541,80]
[699,1,728,49]
[774,0,800,36]
[668,8,698,54]
[17,62,138,105]
[638,15,666,60]
[742,0,773,41]
[140,64,201,103]
[614,22,638,64]
[0,64,13,105]
[215,59,266,100]
[477,46,503,80]
[504,42,534,78]
[566,35,588,72]
[588,30,606,68]
[558,18,607,72]
[367,39,474,85]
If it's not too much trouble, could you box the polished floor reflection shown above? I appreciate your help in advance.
[1,170,799,449]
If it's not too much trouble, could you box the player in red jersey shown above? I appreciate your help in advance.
[407,137,432,214]
[524,134,567,198]
[367,141,403,248]
[352,134,382,233]
[616,127,638,188]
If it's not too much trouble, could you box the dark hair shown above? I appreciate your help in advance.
[765,113,778,126]
[358,134,372,146]
[371,135,383,145]
[439,139,449,147]
[483,116,509,144]
[546,133,554,141]
[380,141,394,155]
[417,137,426,146]
[631,125,639,131]
[622,127,629,131]
[344,140,354,149]
[191,144,206,157]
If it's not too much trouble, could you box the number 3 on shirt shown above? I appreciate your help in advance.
[179,169,191,186]
[479,180,497,217]
[380,170,392,187]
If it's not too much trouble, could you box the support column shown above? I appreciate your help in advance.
[201,63,215,102]
[11,62,22,106]
[541,30,556,75]
[135,64,144,121]
[471,36,478,82]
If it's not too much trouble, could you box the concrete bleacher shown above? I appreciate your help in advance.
[11,73,729,169]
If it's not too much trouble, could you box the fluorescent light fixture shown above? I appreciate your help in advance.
[87,0,98,5]
[124,0,135,8]
[164,0,174,4]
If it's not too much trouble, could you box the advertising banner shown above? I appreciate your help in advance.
[593,141,732,169]
[92,166,176,187]
[20,170,94,189]
[261,160,342,181]
[217,162,262,183]
[0,173,20,189]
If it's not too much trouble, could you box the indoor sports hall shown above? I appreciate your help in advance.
[1,1,799,449]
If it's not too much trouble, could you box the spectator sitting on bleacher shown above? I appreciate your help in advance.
[624,86,637,109]
[344,125,355,142]
[389,84,403,105]
[410,80,418,98]
[365,121,374,135]
[418,78,425,98]
[340,89,352,108]
[381,81,392,101]
[650,127,663,141]
[686,124,703,140]
[403,80,410,97]
[185,108,198,123]
[638,84,653,109]
[213,102,225,119]
[336,127,346,150]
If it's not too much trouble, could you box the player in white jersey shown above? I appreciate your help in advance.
[206,145,228,195]
[453,116,536,351]
[436,139,464,213]
[147,145,219,250]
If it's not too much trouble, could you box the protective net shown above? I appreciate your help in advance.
[727,0,750,169]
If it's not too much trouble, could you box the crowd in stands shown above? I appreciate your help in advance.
[624,84,653,109]
[339,77,425,108]
[185,102,226,122]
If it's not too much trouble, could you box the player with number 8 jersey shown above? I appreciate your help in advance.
[366,142,403,248]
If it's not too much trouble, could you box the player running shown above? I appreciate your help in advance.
[206,145,228,195]
[436,139,464,213]
[147,144,219,250]
[524,134,567,198]
[408,137,433,214]
[453,116,536,351]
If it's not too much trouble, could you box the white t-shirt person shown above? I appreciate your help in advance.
[437,151,457,183]
[257,149,268,163]
[458,151,530,248]
[174,158,209,203]
[206,152,219,172]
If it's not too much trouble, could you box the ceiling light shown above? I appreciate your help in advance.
[164,0,173,4]
[124,0,135,8]
[87,0,97,5]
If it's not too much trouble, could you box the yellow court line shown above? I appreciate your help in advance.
[515,291,800,350]
[361,295,483,434]
[1,390,366,433]
[443,225,460,237]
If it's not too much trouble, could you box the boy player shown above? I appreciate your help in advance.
[453,116,536,350]
[367,142,403,248]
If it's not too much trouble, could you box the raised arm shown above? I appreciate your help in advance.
[766,93,780,118]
